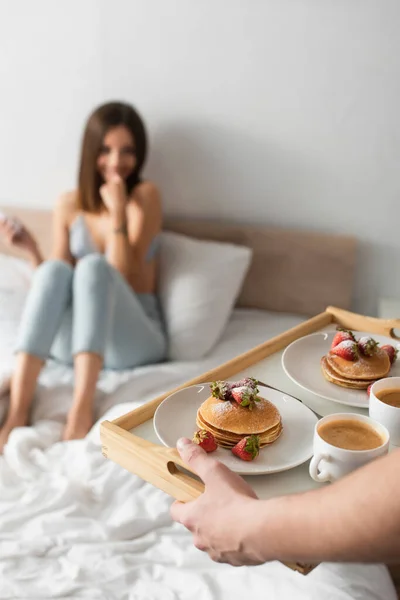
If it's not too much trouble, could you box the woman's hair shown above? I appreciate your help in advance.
[77,101,147,212]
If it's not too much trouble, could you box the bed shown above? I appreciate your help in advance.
[0,206,396,600]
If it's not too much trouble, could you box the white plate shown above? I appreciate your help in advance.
[282,331,400,408]
[153,384,318,475]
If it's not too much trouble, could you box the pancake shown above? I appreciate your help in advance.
[320,356,374,390]
[326,347,390,381]
[198,395,281,435]
[196,412,282,446]
[197,414,282,439]
[197,417,283,448]
[196,394,283,448]
[217,434,282,449]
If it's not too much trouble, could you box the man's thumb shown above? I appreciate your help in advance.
[176,437,213,481]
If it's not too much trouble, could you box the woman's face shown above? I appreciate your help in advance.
[97,125,136,182]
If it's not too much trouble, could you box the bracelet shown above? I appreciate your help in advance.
[113,222,128,236]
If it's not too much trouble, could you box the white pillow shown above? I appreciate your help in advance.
[0,254,33,383]
[0,253,33,290]
[158,232,252,360]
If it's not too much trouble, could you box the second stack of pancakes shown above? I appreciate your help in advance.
[196,394,282,448]
[321,347,390,390]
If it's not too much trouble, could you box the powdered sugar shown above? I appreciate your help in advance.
[232,385,253,394]
[211,397,268,413]
[211,400,235,413]
[358,336,373,344]
[337,339,357,349]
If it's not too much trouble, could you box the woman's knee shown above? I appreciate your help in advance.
[73,253,111,289]
[34,259,73,288]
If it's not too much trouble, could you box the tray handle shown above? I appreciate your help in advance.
[326,306,400,340]
[101,421,204,502]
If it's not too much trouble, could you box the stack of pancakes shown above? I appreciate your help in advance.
[321,348,390,390]
[196,394,282,448]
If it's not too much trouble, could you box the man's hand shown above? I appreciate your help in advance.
[172,441,400,567]
[170,438,263,566]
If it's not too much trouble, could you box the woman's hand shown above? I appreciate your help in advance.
[0,217,39,257]
[170,438,263,566]
[100,174,127,218]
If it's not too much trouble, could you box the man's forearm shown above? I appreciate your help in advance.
[250,448,400,564]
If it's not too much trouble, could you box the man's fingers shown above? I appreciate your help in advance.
[170,499,192,528]
[193,537,207,552]
[170,438,213,527]
[176,438,217,482]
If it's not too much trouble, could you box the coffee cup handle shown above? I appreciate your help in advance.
[309,453,332,482]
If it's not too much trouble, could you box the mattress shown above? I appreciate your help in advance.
[0,307,395,600]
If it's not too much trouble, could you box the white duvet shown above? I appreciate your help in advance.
[0,295,396,599]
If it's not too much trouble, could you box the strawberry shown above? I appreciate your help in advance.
[358,336,378,357]
[192,429,217,452]
[230,377,259,390]
[330,340,359,361]
[331,329,355,349]
[367,382,375,397]
[381,344,398,365]
[211,377,266,402]
[210,380,232,401]
[232,435,260,461]
[231,385,260,409]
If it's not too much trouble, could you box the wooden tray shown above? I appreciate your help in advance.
[100,306,400,579]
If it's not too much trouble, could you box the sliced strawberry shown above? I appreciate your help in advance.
[331,340,359,361]
[331,329,355,349]
[211,377,268,403]
[192,429,218,452]
[232,435,260,461]
[231,385,260,409]
[358,336,378,357]
[381,344,398,365]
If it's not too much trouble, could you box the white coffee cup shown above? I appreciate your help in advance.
[369,377,400,446]
[309,413,389,483]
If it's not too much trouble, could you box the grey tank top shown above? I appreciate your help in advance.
[69,214,160,262]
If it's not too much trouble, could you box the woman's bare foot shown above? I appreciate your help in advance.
[0,412,29,454]
[63,408,93,441]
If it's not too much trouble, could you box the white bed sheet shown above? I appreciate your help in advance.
[0,308,396,600]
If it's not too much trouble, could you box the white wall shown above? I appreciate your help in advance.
[0,0,399,316]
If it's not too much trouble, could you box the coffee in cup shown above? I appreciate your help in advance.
[370,377,400,446]
[318,418,384,451]
[374,388,400,408]
[309,413,389,483]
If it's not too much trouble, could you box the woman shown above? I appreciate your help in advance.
[0,101,166,452]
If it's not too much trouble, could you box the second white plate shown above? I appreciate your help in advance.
[282,331,400,408]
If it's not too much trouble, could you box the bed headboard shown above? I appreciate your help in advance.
[0,207,357,317]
